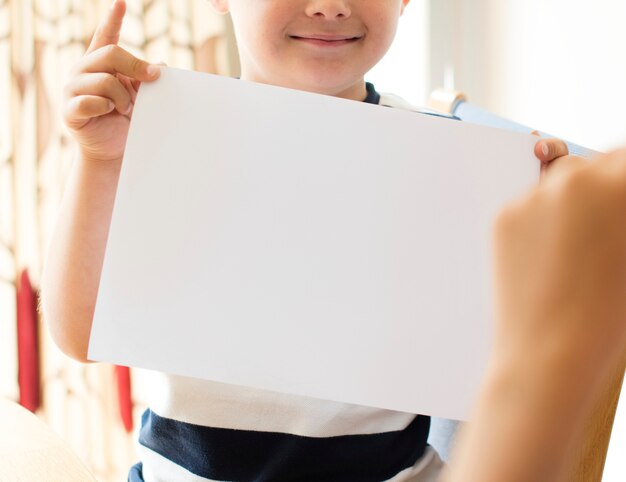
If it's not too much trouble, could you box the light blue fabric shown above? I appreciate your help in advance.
[454,102,598,159]
[427,418,461,462]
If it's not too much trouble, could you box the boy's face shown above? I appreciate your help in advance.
[210,0,411,99]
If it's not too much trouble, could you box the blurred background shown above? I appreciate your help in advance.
[1,0,624,480]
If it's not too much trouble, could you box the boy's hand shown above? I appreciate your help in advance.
[532,135,570,175]
[62,0,162,164]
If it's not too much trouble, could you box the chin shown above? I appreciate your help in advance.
[286,70,364,96]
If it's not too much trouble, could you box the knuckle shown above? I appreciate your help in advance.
[96,72,117,92]
[545,139,569,159]
[102,43,119,57]
[74,96,90,113]
[129,55,145,75]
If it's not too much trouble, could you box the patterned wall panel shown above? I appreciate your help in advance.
[1,1,233,479]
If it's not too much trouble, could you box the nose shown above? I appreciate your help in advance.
[305,0,351,19]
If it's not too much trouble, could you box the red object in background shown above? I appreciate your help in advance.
[16,269,40,412]
[115,365,133,432]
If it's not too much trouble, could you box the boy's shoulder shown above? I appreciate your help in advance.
[378,91,459,121]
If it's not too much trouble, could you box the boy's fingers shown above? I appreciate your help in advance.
[76,44,161,82]
[535,138,569,163]
[118,75,136,101]
[64,95,116,130]
[65,72,133,116]
[86,0,126,55]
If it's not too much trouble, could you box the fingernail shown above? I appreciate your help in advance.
[541,143,550,157]
[146,65,160,77]
[125,104,132,115]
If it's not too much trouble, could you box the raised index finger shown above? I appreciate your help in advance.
[86,0,126,55]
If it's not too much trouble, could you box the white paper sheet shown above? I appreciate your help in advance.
[88,67,539,421]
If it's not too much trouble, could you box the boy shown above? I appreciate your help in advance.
[42,0,570,480]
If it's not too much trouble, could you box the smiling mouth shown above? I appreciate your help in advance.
[289,35,363,46]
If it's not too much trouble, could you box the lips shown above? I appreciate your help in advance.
[289,34,363,46]
[292,34,362,41]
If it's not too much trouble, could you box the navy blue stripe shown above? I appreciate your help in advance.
[364,82,381,105]
[419,111,461,121]
[138,409,430,481]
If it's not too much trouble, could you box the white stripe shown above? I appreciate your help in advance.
[379,93,453,119]
[138,444,216,482]
[143,371,417,437]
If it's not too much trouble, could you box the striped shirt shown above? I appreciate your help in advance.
[129,83,450,482]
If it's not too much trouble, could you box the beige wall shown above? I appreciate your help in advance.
[434,0,626,152]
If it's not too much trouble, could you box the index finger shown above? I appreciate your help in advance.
[86,0,126,55]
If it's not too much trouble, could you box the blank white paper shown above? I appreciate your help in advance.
[88,67,539,421]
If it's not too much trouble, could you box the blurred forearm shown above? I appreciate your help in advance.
[442,349,594,482]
